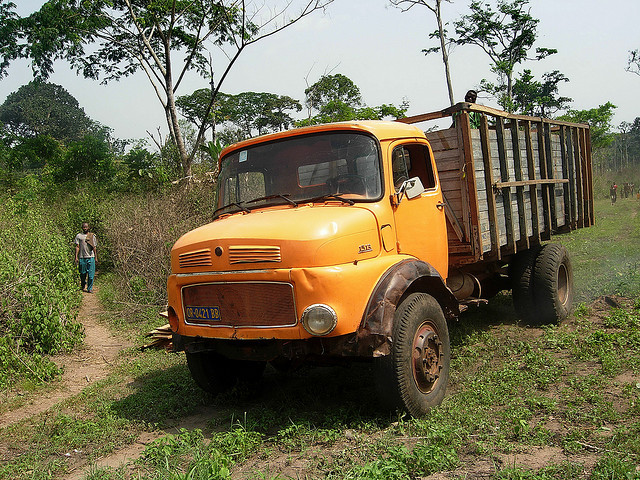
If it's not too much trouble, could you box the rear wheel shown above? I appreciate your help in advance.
[532,243,573,324]
[186,351,266,394]
[375,293,450,417]
[510,246,541,324]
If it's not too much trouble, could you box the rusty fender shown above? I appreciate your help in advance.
[357,259,459,357]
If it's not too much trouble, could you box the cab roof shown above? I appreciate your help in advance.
[218,120,426,159]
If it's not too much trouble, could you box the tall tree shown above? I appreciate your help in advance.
[510,69,571,117]
[0,81,95,142]
[13,0,334,179]
[176,89,230,141]
[390,0,455,106]
[299,74,408,126]
[0,0,19,79]
[304,74,363,118]
[454,0,556,111]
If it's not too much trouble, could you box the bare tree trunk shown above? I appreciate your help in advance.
[435,0,455,106]
[506,73,514,112]
[166,91,191,179]
[162,32,191,179]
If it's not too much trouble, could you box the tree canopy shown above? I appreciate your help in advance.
[299,74,408,125]
[0,81,96,143]
[10,0,334,179]
[225,92,302,137]
[559,102,617,150]
[0,0,20,79]
[454,0,556,111]
[177,89,302,143]
[304,74,363,116]
[509,69,571,117]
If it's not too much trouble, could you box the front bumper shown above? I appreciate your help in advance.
[167,257,404,342]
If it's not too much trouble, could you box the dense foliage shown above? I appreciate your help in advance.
[297,74,409,126]
[7,0,333,178]
[0,80,96,141]
[0,184,83,389]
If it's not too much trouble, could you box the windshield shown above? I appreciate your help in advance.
[215,132,382,215]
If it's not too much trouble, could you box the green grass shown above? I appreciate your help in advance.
[2,198,640,479]
[558,197,640,301]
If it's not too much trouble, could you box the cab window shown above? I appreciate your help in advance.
[391,144,436,191]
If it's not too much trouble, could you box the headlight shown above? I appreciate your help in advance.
[301,304,337,336]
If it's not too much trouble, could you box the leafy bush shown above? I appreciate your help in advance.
[0,196,83,389]
[48,133,116,183]
[122,146,175,191]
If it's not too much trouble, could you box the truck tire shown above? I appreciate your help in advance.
[510,246,542,324]
[375,293,450,417]
[532,243,573,325]
[186,351,266,394]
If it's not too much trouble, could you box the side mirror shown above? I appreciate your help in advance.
[395,177,425,204]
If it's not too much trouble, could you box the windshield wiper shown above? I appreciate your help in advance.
[213,201,250,216]
[245,194,298,207]
[304,194,355,206]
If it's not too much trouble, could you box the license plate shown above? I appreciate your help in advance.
[185,306,221,323]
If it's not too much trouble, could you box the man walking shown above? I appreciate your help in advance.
[74,222,97,293]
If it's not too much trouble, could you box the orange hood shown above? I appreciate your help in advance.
[171,205,381,271]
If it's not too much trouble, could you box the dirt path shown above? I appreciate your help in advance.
[64,408,224,480]
[0,288,132,430]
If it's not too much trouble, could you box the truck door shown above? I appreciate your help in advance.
[390,141,448,279]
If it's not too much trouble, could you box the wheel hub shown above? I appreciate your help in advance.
[412,324,443,393]
[557,263,569,306]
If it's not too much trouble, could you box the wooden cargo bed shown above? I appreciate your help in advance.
[400,104,594,268]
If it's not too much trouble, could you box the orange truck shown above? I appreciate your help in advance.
[165,103,593,416]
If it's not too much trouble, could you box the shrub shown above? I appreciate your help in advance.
[103,183,216,314]
[0,197,83,389]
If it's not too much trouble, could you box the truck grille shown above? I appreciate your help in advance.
[228,245,281,264]
[179,249,212,268]
[182,282,296,328]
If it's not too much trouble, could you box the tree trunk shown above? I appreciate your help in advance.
[435,0,455,106]
[506,72,514,112]
[162,35,191,179]
[166,93,191,179]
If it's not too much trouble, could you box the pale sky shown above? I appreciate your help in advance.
[1,0,639,144]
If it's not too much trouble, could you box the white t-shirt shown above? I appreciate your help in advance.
[74,233,97,259]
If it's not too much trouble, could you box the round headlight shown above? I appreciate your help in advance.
[301,304,337,336]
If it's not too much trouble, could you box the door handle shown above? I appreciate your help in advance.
[436,202,446,209]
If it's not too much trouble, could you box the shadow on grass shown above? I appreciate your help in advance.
[449,292,522,347]
[111,293,536,435]
[111,359,393,434]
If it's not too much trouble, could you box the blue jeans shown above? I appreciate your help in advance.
[78,257,95,292]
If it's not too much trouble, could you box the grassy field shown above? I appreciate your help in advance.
[559,195,640,302]
[0,197,639,479]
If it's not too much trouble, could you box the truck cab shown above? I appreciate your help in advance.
[167,121,457,415]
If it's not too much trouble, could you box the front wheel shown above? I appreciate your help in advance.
[375,293,450,417]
